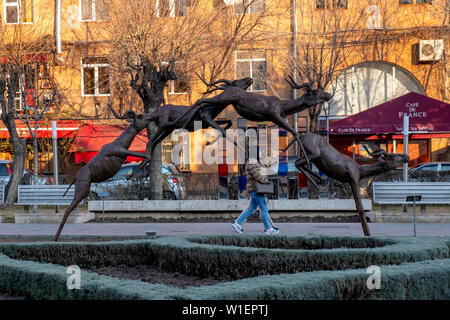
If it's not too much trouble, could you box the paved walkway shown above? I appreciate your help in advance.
[0,223,449,237]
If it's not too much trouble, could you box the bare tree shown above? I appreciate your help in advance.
[0,3,54,205]
[195,0,281,84]
[288,1,365,133]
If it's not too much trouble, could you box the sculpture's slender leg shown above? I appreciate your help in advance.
[127,128,171,180]
[201,114,244,153]
[282,138,296,153]
[270,115,311,169]
[54,176,91,241]
[349,180,371,236]
[294,156,322,190]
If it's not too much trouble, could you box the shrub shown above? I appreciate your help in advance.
[0,235,448,300]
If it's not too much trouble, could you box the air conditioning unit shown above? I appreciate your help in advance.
[419,40,444,62]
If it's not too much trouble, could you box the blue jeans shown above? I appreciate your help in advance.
[237,192,271,230]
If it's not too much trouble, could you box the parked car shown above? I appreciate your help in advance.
[0,160,53,185]
[409,162,450,173]
[90,163,186,200]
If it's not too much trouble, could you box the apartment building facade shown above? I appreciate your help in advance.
[0,0,448,174]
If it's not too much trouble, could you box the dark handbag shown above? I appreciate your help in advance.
[255,181,274,194]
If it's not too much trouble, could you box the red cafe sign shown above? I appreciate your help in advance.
[330,92,450,135]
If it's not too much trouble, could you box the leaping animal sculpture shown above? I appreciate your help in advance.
[173,75,332,187]
[54,108,155,241]
[127,77,253,179]
[294,132,410,236]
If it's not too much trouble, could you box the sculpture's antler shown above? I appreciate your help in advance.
[107,104,136,120]
[195,72,233,95]
[363,145,387,160]
[285,75,311,91]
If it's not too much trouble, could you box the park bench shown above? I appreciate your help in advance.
[16,185,76,213]
[0,184,4,205]
[372,182,450,213]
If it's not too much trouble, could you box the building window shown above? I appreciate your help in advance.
[4,0,33,24]
[333,0,347,8]
[316,0,347,9]
[169,77,189,94]
[82,57,110,96]
[400,0,432,4]
[80,0,109,21]
[234,0,265,14]
[235,50,267,92]
[156,0,187,17]
[316,0,330,9]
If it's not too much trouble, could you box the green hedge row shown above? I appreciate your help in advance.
[0,252,448,300]
[0,235,448,280]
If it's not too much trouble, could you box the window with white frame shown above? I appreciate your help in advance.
[156,0,187,17]
[235,50,267,92]
[82,57,110,96]
[167,63,189,94]
[234,0,265,14]
[80,0,109,21]
[168,77,189,94]
[4,0,33,24]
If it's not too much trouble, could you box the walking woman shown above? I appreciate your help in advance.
[232,156,279,235]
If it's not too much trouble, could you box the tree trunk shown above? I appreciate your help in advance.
[32,136,38,212]
[143,98,163,200]
[307,104,321,199]
[147,122,163,200]
[4,135,26,206]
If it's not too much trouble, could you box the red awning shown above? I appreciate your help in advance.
[0,54,49,64]
[330,92,450,135]
[69,124,149,164]
[0,120,80,139]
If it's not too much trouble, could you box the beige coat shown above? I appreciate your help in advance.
[245,160,271,194]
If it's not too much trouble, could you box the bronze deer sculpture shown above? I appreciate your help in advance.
[54,108,155,241]
[173,75,332,187]
[294,132,410,236]
[127,77,253,179]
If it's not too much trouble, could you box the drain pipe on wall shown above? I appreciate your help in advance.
[292,0,298,157]
[55,0,62,57]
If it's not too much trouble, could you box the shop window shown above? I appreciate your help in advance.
[82,57,110,96]
[81,0,109,21]
[4,0,33,24]
[234,0,265,14]
[235,50,267,92]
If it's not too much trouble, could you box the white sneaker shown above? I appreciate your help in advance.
[232,221,243,234]
[264,227,280,235]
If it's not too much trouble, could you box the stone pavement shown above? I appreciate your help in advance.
[0,222,449,237]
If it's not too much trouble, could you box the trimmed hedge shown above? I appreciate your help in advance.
[0,235,448,299]
[0,252,448,300]
[0,235,448,280]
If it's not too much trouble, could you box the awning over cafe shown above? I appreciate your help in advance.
[329,92,450,135]
[0,120,80,139]
[69,124,148,164]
